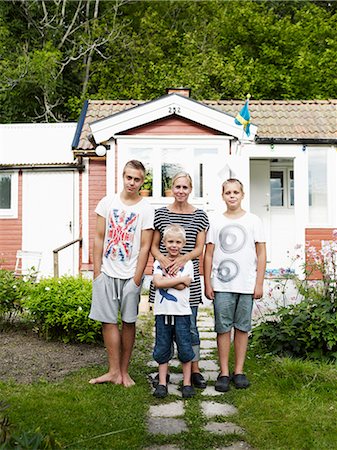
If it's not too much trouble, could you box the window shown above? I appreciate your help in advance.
[269,160,294,208]
[123,140,221,199]
[0,172,18,217]
[308,149,328,223]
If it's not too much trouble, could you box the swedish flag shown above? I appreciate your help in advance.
[235,95,251,137]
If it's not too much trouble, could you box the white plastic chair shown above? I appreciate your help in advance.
[14,250,42,281]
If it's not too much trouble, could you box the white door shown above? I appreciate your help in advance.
[250,159,296,272]
[250,160,271,261]
[22,172,77,278]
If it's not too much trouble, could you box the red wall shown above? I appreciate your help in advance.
[126,116,220,135]
[305,228,336,279]
[0,172,22,270]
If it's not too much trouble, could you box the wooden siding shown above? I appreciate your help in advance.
[125,116,221,135]
[305,228,336,279]
[0,172,22,270]
[87,159,107,269]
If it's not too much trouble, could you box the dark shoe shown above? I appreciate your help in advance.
[182,385,195,398]
[153,384,168,398]
[191,372,207,389]
[232,373,250,389]
[152,373,170,388]
[215,374,230,392]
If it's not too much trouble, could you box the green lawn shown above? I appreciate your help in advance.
[1,315,337,449]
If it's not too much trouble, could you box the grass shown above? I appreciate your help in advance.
[1,314,337,449]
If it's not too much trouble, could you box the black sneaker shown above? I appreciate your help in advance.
[153,384,168,398]
[232,373,250,389]
[214,374,230,392]
[181,385,195,398]
[152,373,170,388]
[191,372,207,389]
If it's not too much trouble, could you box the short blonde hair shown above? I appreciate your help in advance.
[171,171,193,189]
[222,178,244,194]
[162,224,186,244]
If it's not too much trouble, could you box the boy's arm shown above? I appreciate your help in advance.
[133,228,154,287]
[254,242,267,299]
[153,274,191,289]
[203,243,215,300]
[93,214,106,280]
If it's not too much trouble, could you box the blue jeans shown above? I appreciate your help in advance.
[153,315,195,364]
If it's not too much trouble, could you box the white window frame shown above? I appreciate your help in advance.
[0,171,18,218]
[270,161,294,209]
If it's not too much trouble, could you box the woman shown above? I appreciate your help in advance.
[150,172,209,389]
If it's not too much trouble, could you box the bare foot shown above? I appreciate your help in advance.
[122,373,135,388]
[89,372,122,385]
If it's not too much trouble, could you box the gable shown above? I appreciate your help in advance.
[125,116,221,136]
[89,94,256,144]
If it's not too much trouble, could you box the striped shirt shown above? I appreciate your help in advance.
[149,207,209,307]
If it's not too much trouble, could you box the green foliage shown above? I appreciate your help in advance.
[141,170,153,191]
[252,238,337,360]
[0,0,337,122]
[0,270,32,325]
[22,276,102,344]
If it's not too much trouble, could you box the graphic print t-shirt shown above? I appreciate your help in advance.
[95,195,154,279]
[206,212,265,294]
[153,259,194,316]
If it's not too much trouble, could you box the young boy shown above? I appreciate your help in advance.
[152,224,195,399]
[89,160,154,387]
[204,178,266,391]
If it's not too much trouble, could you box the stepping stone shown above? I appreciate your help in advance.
[201,386,226,397]
[198,320,214,328]
[202,371,219,381]
[167,372,182,385]
[201,401,237,417]
[216,442,253,450]
[148,417,188,435]
[168,384,182,397]
[204,422,244,435]
[200,340,217,349]
[149,401,184,417]
[199,359,219,371]
[200,349,215,357]
[199,331,216,339]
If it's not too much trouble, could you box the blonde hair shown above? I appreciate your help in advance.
[162,224,186,244]
[123,160,146,178]
[222,178,244,194]
[171,171,193,189]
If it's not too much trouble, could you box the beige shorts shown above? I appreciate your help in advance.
[89,273,142,324]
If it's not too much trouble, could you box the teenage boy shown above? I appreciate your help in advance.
[152,224,195,399]
[89,160,154,387]
[204,178,266,391]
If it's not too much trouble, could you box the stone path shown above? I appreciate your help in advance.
[145,308,254,450]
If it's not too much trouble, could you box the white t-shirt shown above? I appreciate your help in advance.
[153,259,194,316]
[95,194,154,279]
[206,212,265,294]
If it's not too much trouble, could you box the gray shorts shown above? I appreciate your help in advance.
[89,273,142,324]
[213,292,253,333]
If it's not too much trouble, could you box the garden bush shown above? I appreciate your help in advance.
[0,269,33,326]
[22,276,102,344]
[251,236,337,361]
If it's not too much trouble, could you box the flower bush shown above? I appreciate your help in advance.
[251,232,337,361]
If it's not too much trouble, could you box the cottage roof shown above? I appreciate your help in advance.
[73,98,337,151]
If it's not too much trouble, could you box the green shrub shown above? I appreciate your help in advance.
[0,269,33,325]
[22,276,102,344]
[252,236,337,361]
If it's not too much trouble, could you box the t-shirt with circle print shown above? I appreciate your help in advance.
[206,211,265,294]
